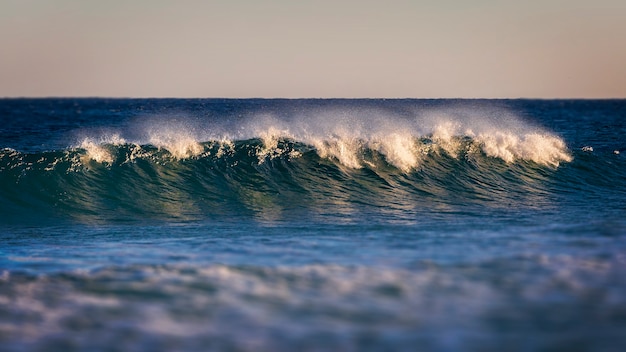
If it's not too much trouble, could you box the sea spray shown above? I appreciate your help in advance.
[79,134,126,164]
[69,103,572,169]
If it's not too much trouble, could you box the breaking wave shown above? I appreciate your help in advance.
[72,107,572,169]
[0,106,591,224]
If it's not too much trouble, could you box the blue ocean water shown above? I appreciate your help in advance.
[1,98,625,351]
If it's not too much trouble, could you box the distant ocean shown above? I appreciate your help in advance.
[1,98,625,351]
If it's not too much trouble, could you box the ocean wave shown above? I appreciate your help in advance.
[0,132,578,225]
[62,105,573,168]
[72,131,571,170]
[1,106,603,224]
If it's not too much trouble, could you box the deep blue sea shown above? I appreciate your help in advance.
[1,99,625,351]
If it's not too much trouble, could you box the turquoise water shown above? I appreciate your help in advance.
[1,99,625,351]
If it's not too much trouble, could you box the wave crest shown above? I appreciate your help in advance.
[477,131,572,167]
[51,106,574,170]
[76,129,571,171]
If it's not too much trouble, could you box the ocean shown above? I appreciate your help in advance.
[1,98,625,351]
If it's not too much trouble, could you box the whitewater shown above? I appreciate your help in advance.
[1,99,625,351]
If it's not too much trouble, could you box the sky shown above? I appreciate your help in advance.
[1,0,625,98]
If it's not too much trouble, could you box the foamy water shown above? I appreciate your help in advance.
[78,106,572,169]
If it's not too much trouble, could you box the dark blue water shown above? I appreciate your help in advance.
[1,99,625,351]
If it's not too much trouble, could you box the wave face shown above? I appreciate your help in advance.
[0,99,624,224]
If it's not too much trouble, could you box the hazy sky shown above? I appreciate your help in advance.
[1,0,625,98]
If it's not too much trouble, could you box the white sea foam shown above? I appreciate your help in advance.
[3,255,620,349]
[145,122,203,159]
[478,131,572,166]
[147,131,203,159]
[370,132,420,172]
[431,121,464,158]
[79,134,125,164]
[256,126,295,162]
[76,105,572,169]
[238,106,572,170]
[79,121,205,162]
[313,136,363,169]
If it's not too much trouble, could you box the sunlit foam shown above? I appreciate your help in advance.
[236,107,572,170]
[419,109,572,167]
[310,136,363,169]
[147,132,203,159]
[370,133,419,172]
[431,121,463,158]
[214,138,235,158]
[144,123,203,159]
[74,105,572,169]
[476,131,572,166]
[256,126,293,162]
[79,135,125,164]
